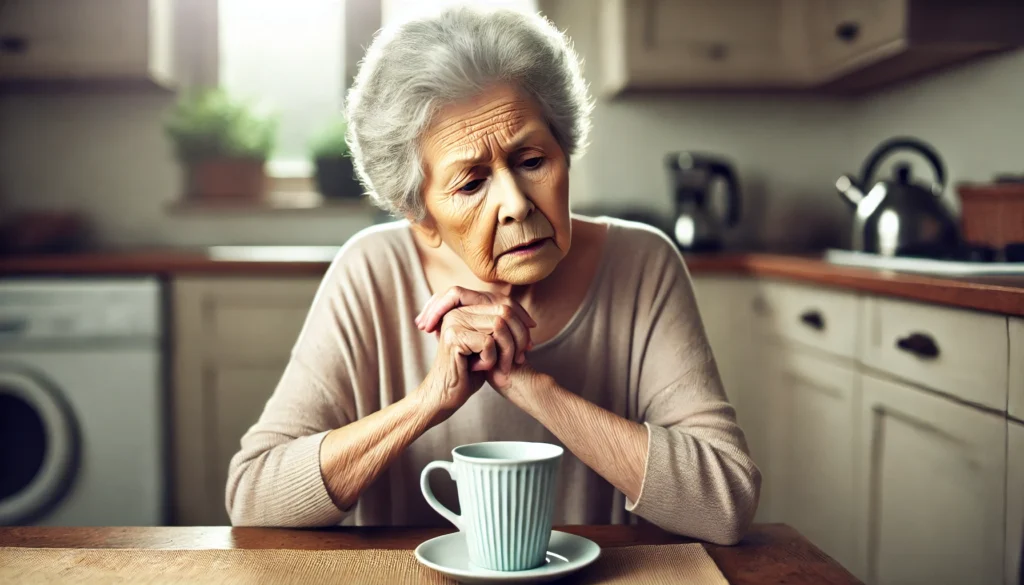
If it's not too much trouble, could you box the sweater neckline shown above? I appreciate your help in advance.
[400,216,616,353]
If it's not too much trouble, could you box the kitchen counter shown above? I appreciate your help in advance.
[0,523,862,585]
[2,250,1023,316]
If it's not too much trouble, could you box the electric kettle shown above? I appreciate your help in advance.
[835,137,960,257]
[666,152,741,251]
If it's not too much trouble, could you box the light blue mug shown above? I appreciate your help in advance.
[420,441,563,572]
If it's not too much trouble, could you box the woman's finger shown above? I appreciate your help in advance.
[490,317,516,374]
[459,305,531,364]
[443,326,496,371]
[417,286,493,332]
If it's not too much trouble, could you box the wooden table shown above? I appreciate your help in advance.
[0,523,860,584]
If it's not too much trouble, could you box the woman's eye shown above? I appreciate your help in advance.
[521,157,544,169]
[458,179,485,194]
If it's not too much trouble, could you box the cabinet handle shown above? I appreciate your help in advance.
[799,310,825,331]
[0,36,29,54]
[835,21,860,43]
[706,43,728,61]
[896,332,939,359]
[0,317,28,334]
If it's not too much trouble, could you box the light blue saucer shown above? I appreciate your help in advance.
[414,530,601,584]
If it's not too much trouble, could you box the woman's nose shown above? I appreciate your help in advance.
[495,172,534,225]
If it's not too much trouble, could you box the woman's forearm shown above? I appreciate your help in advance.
[319,385,446,511]
[509,373,648,503]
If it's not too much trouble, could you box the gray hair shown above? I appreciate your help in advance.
[344,6,594,220]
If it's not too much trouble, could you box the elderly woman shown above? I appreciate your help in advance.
[226,7,760,545]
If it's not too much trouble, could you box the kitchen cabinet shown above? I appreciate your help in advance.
[172,276,321,526]
[1008,421,1024,585]
[807,0,906,82]
[1010,318,1024,422]
[855,373,1006,585]
[597,0,812,94]
[691,276,774,522]
[0,0,190,87]
[589,0,1024,96]
[860,296,1009,411]
[766,349,858,574]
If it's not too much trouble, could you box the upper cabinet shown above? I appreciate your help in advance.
[0,0,203,88]
[594,0,1024,96]
[598,0,813,92]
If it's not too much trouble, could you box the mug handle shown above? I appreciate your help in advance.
[420,460,463,530]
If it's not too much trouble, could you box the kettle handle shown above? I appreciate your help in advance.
[709,161,742,227]
[860,137,946,194]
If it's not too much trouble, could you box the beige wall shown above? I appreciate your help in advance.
[0,92,379,249]
[0,4,1020,250]
[849,49,1024,214]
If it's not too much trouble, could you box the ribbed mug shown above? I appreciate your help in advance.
[420,441,563,572]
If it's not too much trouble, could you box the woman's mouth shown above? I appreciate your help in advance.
[503,238,550,257]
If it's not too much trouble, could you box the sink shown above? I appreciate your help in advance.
[206,246,341,262]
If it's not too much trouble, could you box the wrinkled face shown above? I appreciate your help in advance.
[416,84,571,285]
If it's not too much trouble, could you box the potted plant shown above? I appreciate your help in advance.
[164,88,277,202]
[310,119,361,199]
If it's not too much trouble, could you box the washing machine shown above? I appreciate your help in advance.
[0,277,166,526]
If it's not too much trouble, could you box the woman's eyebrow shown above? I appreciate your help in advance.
[441,125,547,170]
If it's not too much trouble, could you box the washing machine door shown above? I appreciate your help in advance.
[0,366,80,525]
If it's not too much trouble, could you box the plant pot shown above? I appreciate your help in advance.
[314,156,361,198]
[189,158,267,201]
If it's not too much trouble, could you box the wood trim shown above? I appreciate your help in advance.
[3,252,1024,315]
[0,524,864,585]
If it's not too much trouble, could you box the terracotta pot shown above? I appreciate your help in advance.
[189,158,267,201]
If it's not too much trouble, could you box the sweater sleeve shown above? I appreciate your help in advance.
[623,230,761,545]
[225,245,370,527]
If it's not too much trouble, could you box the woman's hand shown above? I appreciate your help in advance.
[416,287,536,399]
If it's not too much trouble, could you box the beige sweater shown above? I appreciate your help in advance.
[226,217,760,544]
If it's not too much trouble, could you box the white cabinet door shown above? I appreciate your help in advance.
[857,373,1006,585]
[691,276,773,521]
[1010,318,1024,422]
[0,0,174,84]
[1008,421,1024,585]
[598,0,811,94]
[806,0,906,80]
[172,276,321,525]
[767,349,858,572]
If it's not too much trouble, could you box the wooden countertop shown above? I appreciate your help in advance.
[2,250,1022,316]
[0,523,862,585]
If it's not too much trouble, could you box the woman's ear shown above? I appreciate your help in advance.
[409,214,443,248]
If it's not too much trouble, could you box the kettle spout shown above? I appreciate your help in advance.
[836,174,864,207]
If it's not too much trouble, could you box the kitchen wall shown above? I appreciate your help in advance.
[0,5,1020,251]
[0,91,380,249]
[850,49,1024,214]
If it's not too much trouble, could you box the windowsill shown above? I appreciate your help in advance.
[168,191,376,215]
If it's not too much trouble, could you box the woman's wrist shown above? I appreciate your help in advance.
[502,368,557,416]
[411,373,461,425]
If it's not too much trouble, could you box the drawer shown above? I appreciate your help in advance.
[859,296,1009,411]
[1010,318,1024,421]
[753,280,860,359]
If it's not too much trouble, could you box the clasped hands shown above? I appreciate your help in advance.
[414,286,542,414]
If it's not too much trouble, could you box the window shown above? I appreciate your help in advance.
[218,0,345,179]
[215,0,537,189]
[382,0,537,26]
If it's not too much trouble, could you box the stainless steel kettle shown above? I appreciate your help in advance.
[835,137,960,257]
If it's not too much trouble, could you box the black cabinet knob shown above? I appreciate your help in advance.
[800,310,825,331]
[896,332,940,359]
[835,21,860,43]
[0,36,29,54]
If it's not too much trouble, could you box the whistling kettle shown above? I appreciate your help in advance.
[835,137,960,257]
